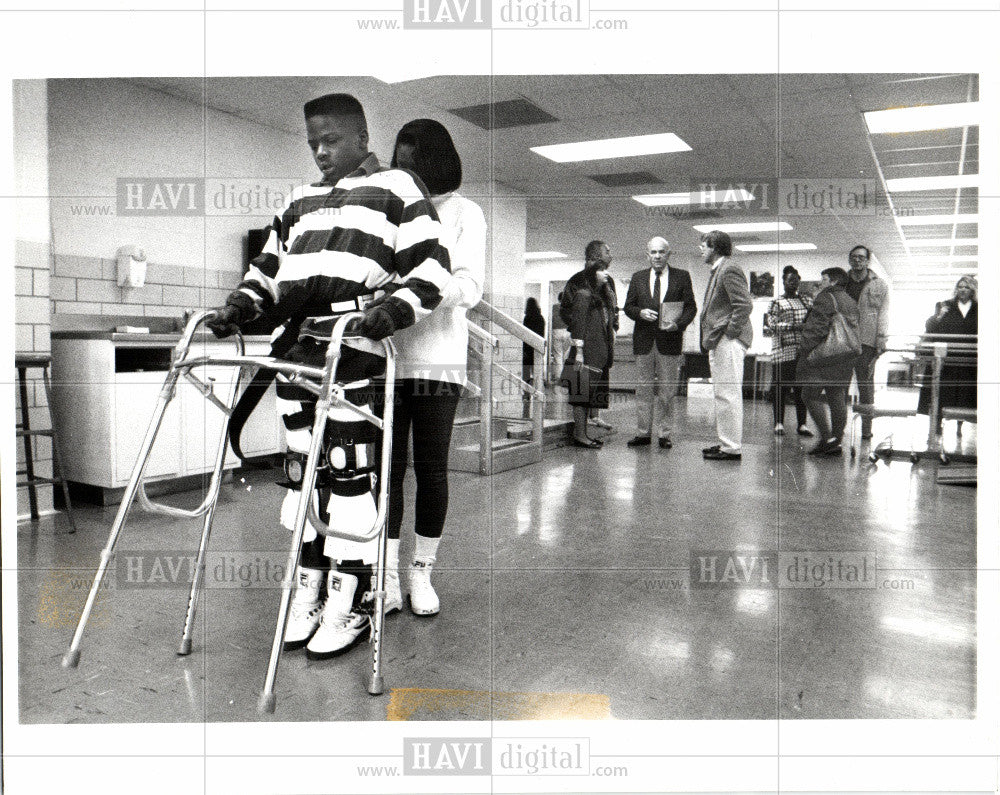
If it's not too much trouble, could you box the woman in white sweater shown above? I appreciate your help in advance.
[385,118,487,616]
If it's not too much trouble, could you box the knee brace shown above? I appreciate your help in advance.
[277,395,382,564]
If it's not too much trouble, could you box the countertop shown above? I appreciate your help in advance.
[52,330,272,344]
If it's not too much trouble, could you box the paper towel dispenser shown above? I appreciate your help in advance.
[116,245,147,288]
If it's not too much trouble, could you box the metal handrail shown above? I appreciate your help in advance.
[472,299,545,352]
[468,318,500,352]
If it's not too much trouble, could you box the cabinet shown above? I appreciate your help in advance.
[51,333,281,491]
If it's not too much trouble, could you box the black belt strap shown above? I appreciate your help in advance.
[228,319,297,460]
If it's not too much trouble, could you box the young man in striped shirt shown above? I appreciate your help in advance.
[208,93,453,659]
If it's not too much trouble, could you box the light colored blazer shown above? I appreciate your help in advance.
[855,273,890,350]
[699,257,753,352]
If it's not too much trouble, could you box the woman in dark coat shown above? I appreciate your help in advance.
[917,275,978,432]
[796,267,861,456]
[560,242,617,448]
[522,297,546,418]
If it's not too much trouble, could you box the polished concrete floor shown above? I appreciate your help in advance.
[18,387,978,723]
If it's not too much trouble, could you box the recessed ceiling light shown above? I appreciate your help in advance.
[633,189,754,207]
[531,133,691,163]
[885,174,979,192]
[864,102,980,134]
[735,243,817,252]
[524,251,568,260]
[906,238,979,248]
[897,213,979,226]
[692,222,793,234]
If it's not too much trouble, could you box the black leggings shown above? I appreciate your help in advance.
[387,379,463,540]
[772,357,807,427]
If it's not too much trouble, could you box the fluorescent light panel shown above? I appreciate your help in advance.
[736,243,817,252]
[532,133,691,163]
[864,102,980,134]
[633,188,754,207]
[524,251,568,260]
[692,221,793,234]
[897,213,979,226]
[906,238,979,248]
[909,255,979,264]
[885,174,979,192]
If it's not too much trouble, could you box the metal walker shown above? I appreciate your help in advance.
[62,309,396,714]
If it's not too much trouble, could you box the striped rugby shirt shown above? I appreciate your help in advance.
[235,153,452,333]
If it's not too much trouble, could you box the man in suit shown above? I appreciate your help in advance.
[623,237,697,449]
[699,230,753,461]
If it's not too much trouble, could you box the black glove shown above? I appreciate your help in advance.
[353,304,397,341]
[206,304,241,338]
[206,292,256,338]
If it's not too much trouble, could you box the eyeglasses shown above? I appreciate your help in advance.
[848,254,868,262]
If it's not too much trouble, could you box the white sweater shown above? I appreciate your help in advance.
[391,192,487,383]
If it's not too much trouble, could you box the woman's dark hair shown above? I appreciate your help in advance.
[584,240,606,262]
[782,265,800,279]
[821,266,849,286]
[524,297,543,320]
[390,118,462,196]
[701,230,733,257]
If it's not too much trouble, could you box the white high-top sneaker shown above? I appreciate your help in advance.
[408,559,440,616]
[306,571,370,660]
[283,566,324,650]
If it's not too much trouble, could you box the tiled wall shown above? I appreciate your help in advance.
[15,239,55,517]
[49,254,241,322]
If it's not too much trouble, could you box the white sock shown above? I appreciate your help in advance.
[386,538,400,572]
[413,534,441,563]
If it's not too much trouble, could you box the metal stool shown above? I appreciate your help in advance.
[16,352,77,532]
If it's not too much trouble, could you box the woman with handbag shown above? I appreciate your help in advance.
[560,241,617,449]
[796,267,861,456]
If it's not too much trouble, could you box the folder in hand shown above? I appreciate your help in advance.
[658,301,684,330]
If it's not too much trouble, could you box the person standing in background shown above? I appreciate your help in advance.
[384,118,486,617]
[765,265,813,437]
[699,230,753,462]
[844,245,890,440]
[917,275,978,436]
[560,241,617,448]
[623,236,697,450]
[589,273,619,433]
[796,267,861,456]
[522,297,546,419]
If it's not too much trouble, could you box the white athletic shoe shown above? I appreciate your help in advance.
[306,572,370,660]
[408,559,440,616]
[774,423,785,435]
[283,567,324,650]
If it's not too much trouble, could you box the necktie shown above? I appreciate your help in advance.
[653,270,662,305]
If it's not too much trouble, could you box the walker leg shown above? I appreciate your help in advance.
[178,504,217,656]
[368,374,394,695]
[368,521,388,695]
[258,399,330,714]
[177,367,244,656]
[63,377,179,668]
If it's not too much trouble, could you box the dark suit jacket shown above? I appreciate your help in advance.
[623,266,697,355]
